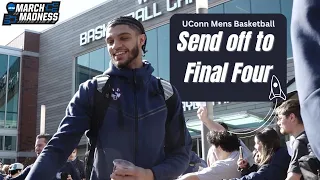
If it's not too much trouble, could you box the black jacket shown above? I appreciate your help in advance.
[230,147,290,180]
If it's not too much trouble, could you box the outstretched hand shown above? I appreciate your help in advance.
[110,165,154,180]
[197,107,210,123]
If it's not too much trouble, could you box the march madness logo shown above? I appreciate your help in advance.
[2,1,60,25]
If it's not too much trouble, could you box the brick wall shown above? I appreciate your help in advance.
[24,32,40,53]
[17,31,40,160]
[18,157,37,167]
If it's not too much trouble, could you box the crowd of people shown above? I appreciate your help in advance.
[0,98,312,180]
[178,99,310,180]
[0,162,24,179]
[0,134,85,180]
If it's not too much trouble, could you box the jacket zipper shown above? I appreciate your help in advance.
[133,70,138,164]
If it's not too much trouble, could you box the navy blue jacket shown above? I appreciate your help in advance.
[231,147,290,180]
[25,61,192,180]
[291,0,320,161]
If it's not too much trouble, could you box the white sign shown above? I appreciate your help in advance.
[79,0,194,46]
[80,24,107,46]
[182,102,229,111]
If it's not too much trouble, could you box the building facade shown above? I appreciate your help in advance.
[0,31,40,164]
[0,46,20,164]
[3,0,295,161]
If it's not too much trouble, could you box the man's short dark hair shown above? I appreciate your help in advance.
[36,134,52,143]
[107,16,148,55]
[207,131,240,153]
[10,170,21,176]
[275,99,303,124]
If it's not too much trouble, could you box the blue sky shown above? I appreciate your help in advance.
[0,0,109,45]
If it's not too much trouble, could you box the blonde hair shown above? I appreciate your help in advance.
[2,164,10,174]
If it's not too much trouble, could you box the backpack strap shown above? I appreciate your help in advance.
[157,77,174,101]
[85,74,112,178]
[157,77,186,151]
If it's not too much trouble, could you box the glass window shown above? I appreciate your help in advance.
[0,136,3,150]
[251,0,281,13]
[192,138,198,152]
[2,158,15,164]
[104,47,111,70]
[75,47,110,90]
[191,138,203,157]
[157,24,170,81]
[89,48,105,75]
[6,56,20,129]
[280,0,293,58]
[0,54,8,128]
[6,95,18,128]
[75,53,90,88]
[77,53,89,67]
[145,29,158,76]
[0,55,7,76]
[224,0,251,13]
[208,4,224,13]
[4,136,16,151]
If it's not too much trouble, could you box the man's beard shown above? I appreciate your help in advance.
[112,44,140,69]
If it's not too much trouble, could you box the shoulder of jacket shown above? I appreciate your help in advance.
[295,133,309,145]
[77,158,85,164]
[156,77,174,101]
[93,74,110,93]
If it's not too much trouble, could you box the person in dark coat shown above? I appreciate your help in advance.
[233,128,291,180]
[68,148,85,180]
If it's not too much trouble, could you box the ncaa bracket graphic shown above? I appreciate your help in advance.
[170,14,287,101]
[2,1,60,25]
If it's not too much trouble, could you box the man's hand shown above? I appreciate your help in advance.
[197,107,225,132]
[237,158,248,169]
[197,107,210,123]
[110,166,154,180]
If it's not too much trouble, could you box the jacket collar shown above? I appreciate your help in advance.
[104,60,154,86]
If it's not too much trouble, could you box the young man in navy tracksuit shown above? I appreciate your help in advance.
[25,16,192,180]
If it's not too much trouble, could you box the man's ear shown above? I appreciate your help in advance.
[139,34,146,47]
[289,113,296,123]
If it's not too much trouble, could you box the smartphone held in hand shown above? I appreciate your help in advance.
[239,146,243,159]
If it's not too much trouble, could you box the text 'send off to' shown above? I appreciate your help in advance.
[170,14,287,102]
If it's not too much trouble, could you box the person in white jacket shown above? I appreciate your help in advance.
[197,107,254,167]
